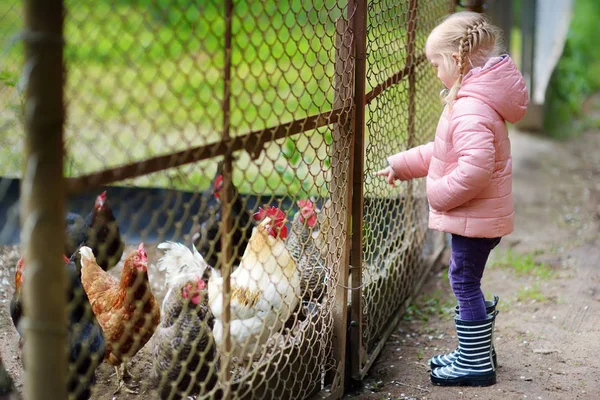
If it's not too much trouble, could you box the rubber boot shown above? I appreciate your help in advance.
[430,311,498,386]
[429,295,498,369]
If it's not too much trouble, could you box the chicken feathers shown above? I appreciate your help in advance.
[208,207,301,360]
[80,244,160,394]
[152,277,218,399]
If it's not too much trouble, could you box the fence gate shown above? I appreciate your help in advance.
[0,0,449,399]
[347,0,449,380]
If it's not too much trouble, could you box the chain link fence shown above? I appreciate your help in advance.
[355,0,449,377]
[0,0,449,398]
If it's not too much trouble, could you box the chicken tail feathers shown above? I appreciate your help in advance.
[157,241,210,288]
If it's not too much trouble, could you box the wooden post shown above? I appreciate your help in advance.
[324,17,354,398]
[485,0,512,52]
[21,0,67,399]
[220,0,233,398]
[349,0,367,381]
[521,0,536,99]
[457,0,486,13]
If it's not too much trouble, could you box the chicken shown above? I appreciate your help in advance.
[65,211,88,258]
[194,162,254,271]
[79,244,160,394]
[156,241,211,293]
[152,276,218,399]
[68,191,124,272]
[65,257,107,400]
[8,257,24,338]
[9,255,106,400]
[286,199,328,302]
[208,206,301,360]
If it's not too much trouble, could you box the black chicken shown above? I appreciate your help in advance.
[9,255,106,400]
[194,162,253,270]
[66,191,124,272]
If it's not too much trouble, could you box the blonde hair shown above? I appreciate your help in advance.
[426,12,503,110]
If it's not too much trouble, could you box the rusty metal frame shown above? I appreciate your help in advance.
[312,16,355,400]
[348,0,368,383]
[219,1,234,398]
[348,0,449,383]
[64,107,352,194]
[21,0,68,399]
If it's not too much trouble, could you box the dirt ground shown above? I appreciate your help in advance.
[346,127,600,400]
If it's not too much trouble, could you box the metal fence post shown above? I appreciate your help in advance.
[219,0,234,398]
[322,17,354,398]
[21,0,67,399]
[349,0,367,381]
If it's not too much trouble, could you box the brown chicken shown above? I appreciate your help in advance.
[79,243,160,395]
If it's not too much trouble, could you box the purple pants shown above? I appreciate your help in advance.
[449,234,501,321]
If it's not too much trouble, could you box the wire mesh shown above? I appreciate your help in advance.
[0,0,450,398]
[2,0,353,399]
[360,0,448,369]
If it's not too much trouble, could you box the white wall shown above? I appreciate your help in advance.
[533,0,574,105]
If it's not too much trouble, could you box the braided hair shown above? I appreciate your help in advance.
[427,12,502,111]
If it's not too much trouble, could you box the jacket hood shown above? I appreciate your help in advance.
[458,55,529,124]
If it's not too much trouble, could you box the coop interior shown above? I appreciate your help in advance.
[0,0,448,399]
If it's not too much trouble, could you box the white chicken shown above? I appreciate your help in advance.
[157,241,211,310]
[208,206,301,360]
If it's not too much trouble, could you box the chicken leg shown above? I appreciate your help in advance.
[122,363,137,381]
[112,365,139,395]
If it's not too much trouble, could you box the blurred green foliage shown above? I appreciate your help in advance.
[543,0,600,138]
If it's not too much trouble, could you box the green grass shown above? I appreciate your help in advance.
[403,289,455,322]
[491,249,555,280]
[543,0,600,138]
[516,283,548,303]
[0,0,445,196]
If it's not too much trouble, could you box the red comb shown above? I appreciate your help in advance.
[253,206,285,223]
[297,199,313,209]
[214,175,224,199]
[138,243,147,262]
[62,255,70,263]
[254,206,288,239]
[266,206,286,222]
[253,207,267,221]
[95,191,107,208]
[297,199,317,227]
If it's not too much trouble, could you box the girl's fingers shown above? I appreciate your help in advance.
[387,173,396,185]
[373,168,388,176]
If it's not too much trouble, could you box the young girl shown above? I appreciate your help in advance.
[376,12,528,386]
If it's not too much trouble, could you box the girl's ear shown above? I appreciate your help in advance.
[451,53,460,65]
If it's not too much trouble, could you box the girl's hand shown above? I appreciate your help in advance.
[374,166,398,186]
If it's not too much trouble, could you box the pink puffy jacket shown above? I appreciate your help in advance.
[388,55,528,238]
